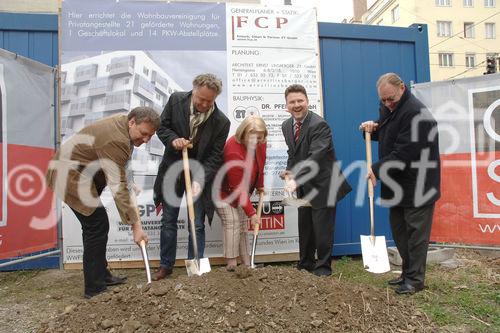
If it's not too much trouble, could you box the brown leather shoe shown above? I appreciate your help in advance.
[152,266,172,281]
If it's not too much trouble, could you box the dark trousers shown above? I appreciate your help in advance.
[71,206,109,295]
[389,203,435,286]
[297,206,336,275]
[159,198,206,269]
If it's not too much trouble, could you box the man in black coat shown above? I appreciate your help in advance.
[153,73,230,280]
[360,73,441,294]
[281,84,351,276]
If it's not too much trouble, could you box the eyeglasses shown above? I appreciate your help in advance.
[380,92,401,104]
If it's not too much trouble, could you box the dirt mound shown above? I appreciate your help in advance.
[38,265,435,333]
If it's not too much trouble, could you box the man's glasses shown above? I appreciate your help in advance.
[380,94,398,104]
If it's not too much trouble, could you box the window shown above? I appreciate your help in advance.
[464,0,473,5]
[437,21,452,36]
[436,0,451,6]
[391,5,400,23]
[143,66,149,75]
[465,53,476,67]
[485,23,496,38]
[439,53,454,67]
[464,22,475,38]
[484,0,495,7]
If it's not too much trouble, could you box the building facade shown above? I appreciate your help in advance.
[362,0,499,81]
[61,51,183,174]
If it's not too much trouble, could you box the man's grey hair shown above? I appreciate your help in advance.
[192,73,223,95]
[128,106,160,130]
[376,72,404,89]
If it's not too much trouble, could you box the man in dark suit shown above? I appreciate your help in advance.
[360,73,441,294]
[281,84,351,276]
[153,73,230,280]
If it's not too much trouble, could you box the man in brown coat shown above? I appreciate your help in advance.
[46,107,159,298]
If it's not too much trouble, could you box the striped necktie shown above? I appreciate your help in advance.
[294,121,302,142]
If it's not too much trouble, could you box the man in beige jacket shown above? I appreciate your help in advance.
[46,107,159,298]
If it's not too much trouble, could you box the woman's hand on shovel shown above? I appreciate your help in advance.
[131,222,149,245]
[250,214,259,228]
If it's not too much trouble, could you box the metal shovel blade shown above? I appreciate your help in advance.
[360,235,390,274]
[280,196,311,207]
[185,258,211,277]
[250,235,259,269]
[182,145,211,277]
[139,240,152,284]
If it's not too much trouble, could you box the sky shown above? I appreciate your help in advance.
[261,0,378,23]
[262,0,353,22]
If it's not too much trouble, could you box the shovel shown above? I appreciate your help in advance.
[360,132,390,274]
[182,145,211,277]
[280,174,311,207]
[250,191,265,268]
[139,240,152,284]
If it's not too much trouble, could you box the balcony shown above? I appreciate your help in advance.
[103,90,131,112]
[61,84,78,104]
[133,74,156,102]
[151,70,169,96]
[68,97,91,117]
[74,64,98,85]
[88,77,112,97]
[107,55,135,78]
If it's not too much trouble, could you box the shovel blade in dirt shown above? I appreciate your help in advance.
[361,131,390,274]
[360,235,391,274]
[185,258,211,277]
[182,145,211,277]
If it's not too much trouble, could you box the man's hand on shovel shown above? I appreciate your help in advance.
[175,141,202,197]
[131,222,148,245]
[366,167,377,188]
[283,174,297,193]
[172,137,191,151]
[191,180,202,197]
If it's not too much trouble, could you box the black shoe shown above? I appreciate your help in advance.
[395,283,424,295]
[313,268,332,277]
[84,287,107,299]
[105,275,127,286]
[388,276,405,286]
[296,263,314,272]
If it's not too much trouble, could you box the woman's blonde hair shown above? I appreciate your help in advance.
[235,116,268,144]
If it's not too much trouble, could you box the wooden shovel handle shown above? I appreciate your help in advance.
[365,131,375,238]
[365,131,374,198]
[182,146,196,226]
[253,191,264,235]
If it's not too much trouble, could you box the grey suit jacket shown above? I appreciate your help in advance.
[282,112,351,208]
